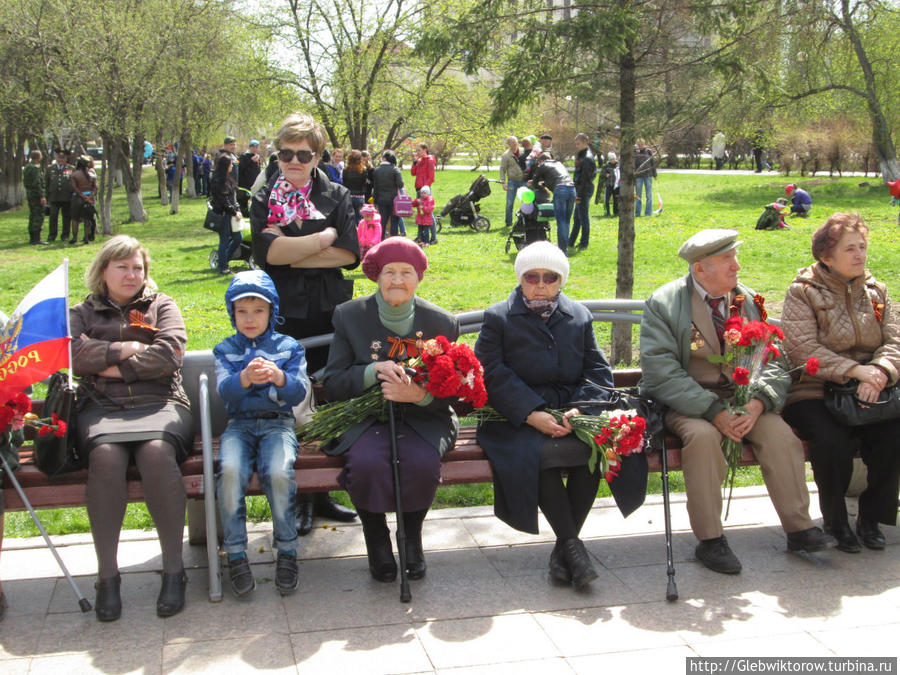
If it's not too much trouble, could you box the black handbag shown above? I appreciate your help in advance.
[33,371,84,476]
[824,379,900,427]
[203,207,225,233]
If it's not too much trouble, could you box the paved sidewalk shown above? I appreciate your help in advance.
[1,485,898,674]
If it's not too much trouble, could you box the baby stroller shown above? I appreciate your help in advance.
[438,174,493,232]
[505,187,553,253]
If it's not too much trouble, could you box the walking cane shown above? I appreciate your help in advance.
[659,444,678,602]
[0,454,92,612]
[387,399,411,603]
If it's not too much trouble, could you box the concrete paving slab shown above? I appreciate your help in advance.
[533,605,686,656]
[0,485,896,672]
[162,634,298,674]
[566,645,699,672]
[691,631,836,656]
[415,613,561,669]
[433,657,574,675]
[28,645,163,674]
[290,624,432,675]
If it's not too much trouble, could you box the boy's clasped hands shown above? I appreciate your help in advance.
[240,356,286,388]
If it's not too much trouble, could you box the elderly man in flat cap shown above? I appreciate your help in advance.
[639,229,826,574]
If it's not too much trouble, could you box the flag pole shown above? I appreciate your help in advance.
[63,259,73,389]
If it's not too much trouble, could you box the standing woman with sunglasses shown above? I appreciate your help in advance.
[250,113,361,533]
[475,241,625,590]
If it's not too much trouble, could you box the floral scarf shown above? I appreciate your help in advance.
[522,293,560,323]
[267,175,325,227]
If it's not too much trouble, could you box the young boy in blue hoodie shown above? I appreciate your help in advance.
[214,270,308,597]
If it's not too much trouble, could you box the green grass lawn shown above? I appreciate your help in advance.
[2,168,896,536]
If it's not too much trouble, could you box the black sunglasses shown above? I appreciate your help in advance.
[277,148,316,164]
[523,272,560,285]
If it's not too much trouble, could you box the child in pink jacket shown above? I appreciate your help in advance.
[357,204,382,259]
[412,186,435,247]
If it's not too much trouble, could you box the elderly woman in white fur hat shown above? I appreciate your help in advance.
[475,242,646,589]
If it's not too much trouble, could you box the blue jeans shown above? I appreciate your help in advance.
[216,416,299,554]
[505,179,525,228]
[350,195,364,223]
[217,216,242,272]
[552,184,576,253]
[569,186,594,247]
[635,176,653,216]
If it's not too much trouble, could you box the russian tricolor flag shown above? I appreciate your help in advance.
[0,262,71,400]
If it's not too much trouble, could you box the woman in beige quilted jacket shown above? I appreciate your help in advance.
[781,213,900,554]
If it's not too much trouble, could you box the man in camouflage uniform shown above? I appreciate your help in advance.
[23,150,47,245]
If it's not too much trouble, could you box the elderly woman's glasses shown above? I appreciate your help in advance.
[523,272,560,285]
[277,148,316,164]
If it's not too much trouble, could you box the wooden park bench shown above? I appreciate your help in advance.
[1,299,787,602]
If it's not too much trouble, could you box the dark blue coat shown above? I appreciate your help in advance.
[475,288,647,533]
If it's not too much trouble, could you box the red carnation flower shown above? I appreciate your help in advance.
[55,420,68,437]
[0,406,14,429]
[733,367,750,386]
[38,425,52,436]
[805,357,819,376]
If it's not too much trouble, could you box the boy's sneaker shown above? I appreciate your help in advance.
[275,552,299,595]
[228,555,256,597]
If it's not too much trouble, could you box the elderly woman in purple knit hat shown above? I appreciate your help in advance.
[322,237,459,583]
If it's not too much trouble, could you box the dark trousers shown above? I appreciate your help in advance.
[783,398,900,528]
[604,186,619,216]
[48,200,70,241]
[27,197,44,243]
[568,186,593,248]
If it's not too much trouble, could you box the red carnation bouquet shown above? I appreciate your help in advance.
[709,312,817,514]
[2,392,67,473]
[412,335,488,408]
[297,335,487,446]
[475,406,647,482]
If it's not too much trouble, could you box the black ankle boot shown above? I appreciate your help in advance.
[95,574,122,622]
[402,510,427,580]
[358,510,397,582]
[561,538,598,589]
[156,570,187,617]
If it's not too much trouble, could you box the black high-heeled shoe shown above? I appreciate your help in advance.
[156,571,187,617]
[95,574,122,622]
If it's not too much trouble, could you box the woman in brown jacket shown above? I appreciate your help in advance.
[71,235,192,621]
[69,155,98,244]
[782,213,900,553]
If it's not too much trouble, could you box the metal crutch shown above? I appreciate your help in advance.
[0,454,92,612]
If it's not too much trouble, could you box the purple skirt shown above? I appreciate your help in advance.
[338,422,441,513]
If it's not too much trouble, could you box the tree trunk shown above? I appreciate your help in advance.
[611,41,637,366]
[169,148,182,214]
[97,138,113,234]
[841,0,899,181]
[155,131,168,206]
[116,134,147,222]
[182,130,197,199]
[0,130,25,208]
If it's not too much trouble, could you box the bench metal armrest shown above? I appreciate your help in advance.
[199,372,222,602]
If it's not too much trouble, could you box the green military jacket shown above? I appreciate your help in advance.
[639,274,791,421]
[23,162,44,199]
[45,162,73,202]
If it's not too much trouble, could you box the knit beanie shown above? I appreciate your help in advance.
[514,241,569,286]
